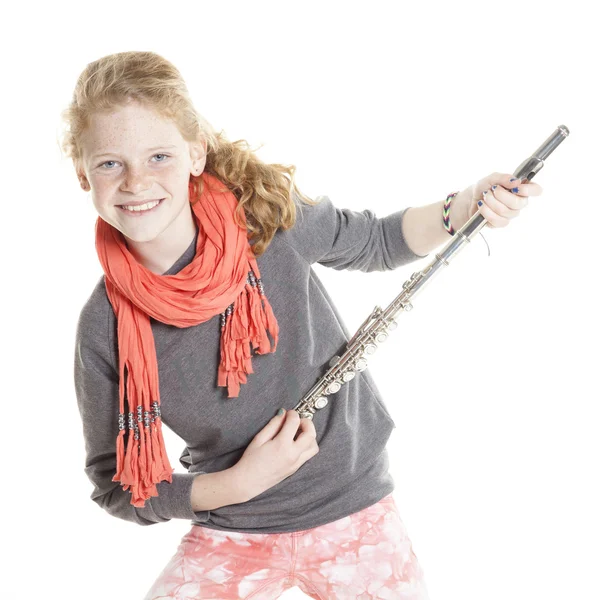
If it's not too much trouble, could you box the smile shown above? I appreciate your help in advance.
[118,199,164,215]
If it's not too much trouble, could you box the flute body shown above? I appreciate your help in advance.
[293,125,569,420]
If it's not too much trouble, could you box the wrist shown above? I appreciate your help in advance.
[191,467,250,511]
[443,192,460,235]
[448,191,471,232]
[226,465,254,503]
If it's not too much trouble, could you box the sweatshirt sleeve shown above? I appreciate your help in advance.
[73,283,211,526]
[282,193,429,271]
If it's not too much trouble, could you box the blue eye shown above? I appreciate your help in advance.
[99,154,170,169]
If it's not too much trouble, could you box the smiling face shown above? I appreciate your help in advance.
[77,99,206,255]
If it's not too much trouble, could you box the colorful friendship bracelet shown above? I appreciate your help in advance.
[443,191,460,236]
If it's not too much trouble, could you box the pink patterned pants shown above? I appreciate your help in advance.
[143,493,430,599]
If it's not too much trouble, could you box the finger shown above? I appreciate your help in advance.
[282,409,302,440]
[294,417,317,445]
[484,172,527,191]
[254,409,289,444]
[514,181,543,197]
[489,184,529,211]
[477,192,511,227]
[488,173,543,198]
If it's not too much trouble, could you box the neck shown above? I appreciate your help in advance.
[125,203,198,275]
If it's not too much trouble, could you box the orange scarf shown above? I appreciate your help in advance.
[96,172,279,507]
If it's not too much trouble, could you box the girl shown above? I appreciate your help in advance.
[65,51,541,600]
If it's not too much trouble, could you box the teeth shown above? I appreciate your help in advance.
[122,199,161,212]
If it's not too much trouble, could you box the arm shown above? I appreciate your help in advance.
[401,173,543,256]
[191,468,249,511]
[401,199,466,257]
[74,290,213,525]
[282,193,428,272]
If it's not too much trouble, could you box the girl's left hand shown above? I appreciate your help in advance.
[452,172,543,229]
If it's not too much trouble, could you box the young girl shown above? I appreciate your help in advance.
[65,51,541,600]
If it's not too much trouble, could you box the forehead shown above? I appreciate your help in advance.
[81,102,183,156]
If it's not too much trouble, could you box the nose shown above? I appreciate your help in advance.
[119,164,154,195]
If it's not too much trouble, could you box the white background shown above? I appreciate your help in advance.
[2,1,598,599]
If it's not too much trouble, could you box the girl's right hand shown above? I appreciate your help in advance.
[231,409,320,501]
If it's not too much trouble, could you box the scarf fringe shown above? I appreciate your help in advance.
[217,279,279,397]
[113,422,174,507]
[154,419,174,481]
[139,420,149,484]
[113,430,126,484]
[112,360,174,507]
[260,293,279,353]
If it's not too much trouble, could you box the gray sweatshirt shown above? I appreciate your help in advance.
[74,193,426,533]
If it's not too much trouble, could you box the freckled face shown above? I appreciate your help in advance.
[78,100,205,244]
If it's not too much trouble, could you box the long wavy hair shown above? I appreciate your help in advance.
[58,50,319,258]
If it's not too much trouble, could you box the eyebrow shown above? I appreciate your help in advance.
[91,145,178,160]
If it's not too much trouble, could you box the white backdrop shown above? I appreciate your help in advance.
[2,1,598,599]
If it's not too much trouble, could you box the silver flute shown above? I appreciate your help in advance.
[293,125,570,420]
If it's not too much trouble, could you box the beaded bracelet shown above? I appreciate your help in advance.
[442,191,460,236]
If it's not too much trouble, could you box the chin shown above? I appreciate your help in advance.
[120,228,165,245]
[103,216,162,243]
[105,211,168,245]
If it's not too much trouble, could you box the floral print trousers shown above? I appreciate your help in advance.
[143,493,430,599]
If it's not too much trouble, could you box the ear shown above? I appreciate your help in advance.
[76,164,90,191]
[190,138,207,176]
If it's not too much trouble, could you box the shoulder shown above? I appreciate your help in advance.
[290,189,332,224]
[276,190,334,260]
